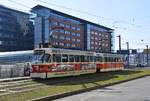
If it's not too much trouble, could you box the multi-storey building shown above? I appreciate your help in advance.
[0,5,34,52]
[32,5,114,53]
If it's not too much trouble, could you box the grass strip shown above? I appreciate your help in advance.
[0,70,150,101]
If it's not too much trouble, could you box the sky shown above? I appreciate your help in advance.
[0,0,150,51]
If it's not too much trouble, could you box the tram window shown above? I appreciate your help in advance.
[75,55,80,62]
[90,56,94,62]
[114,58,118,62]
[62,54,68,62]
[96,56,103,62]
[80,55,84,62]
[69,55,74,62]
[53,54,61,62]
[118,58,122,62]
[104,57,107,62]
[42,54,51,63]
[84,56,89,62]
[104,57,110,62]
[110,57,113,62]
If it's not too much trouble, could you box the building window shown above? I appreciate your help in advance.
[0,25,2,29]
[65,24,70,28]
[91,46,94,49]
[71,26,76,30]
[66,37,70,41]
[95,37,98,40]
[66,43,70,47]
[105,44,108,47]
[76,27,80,31]
[52,22,58,26]
[72,44,76,47]
[91,37,94,40]
[60,36,65,40]
[0,41,2,45]
[65,31,70,35]
[99,33,102,36]
[72,38,76,42]
[105,35,108,38]
[53,35,58,39]
[55,42,58,45]
[91,41,94,44]
[59,23,65,27]
[95,32,98,35]
[95,42,98,45]
[91,31,94,35]
[76,33,80,37]
[77,39,81,43]
[72,32,76,36]
[59,30,64,33]
[60,42,64,46]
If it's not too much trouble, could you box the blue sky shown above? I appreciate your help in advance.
[1,0,150,50]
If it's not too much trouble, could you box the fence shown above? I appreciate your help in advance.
[0,63,31,79]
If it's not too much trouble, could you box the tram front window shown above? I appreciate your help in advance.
[32,54,43,64]
[33,54,51,63]
[42,54,51,63]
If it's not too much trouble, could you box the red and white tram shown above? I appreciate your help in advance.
[31,48,124,78]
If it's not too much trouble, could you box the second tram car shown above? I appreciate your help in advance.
[31,48,124,78]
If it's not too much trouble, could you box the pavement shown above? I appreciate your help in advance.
[0,76,30,82]
[54,76,150,101]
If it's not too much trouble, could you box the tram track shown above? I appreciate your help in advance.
[0,73,104,97]
[0,75,84,96]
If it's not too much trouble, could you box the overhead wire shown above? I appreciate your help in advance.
[6,0,150,33]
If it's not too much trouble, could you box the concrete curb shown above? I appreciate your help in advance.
[30,74,150,101]
[0,77,30,83]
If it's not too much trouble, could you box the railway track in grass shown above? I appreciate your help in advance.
[0,75,85,97]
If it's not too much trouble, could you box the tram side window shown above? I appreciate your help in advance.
[80,55,84,62]
[104,57,111,62]
[104,57,107,62]
[53,54,61,62]
[62,54,68,62]
[69,55,74,62]
[90,56,94,62]
[118,57,123,62]
[110,57,113,62]
[114,58,119,62]
[84,56,89,62]
[96,56,103,62]
[75,55,80,62]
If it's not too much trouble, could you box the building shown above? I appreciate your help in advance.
[32,5,114,53]
[0,5,34,52]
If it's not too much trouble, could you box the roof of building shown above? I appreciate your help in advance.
[32,5,113,31]
[0,5,29,15]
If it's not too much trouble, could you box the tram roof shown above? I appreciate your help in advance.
[96,53,123,58]
[35,48,95,55]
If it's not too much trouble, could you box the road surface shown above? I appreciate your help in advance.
[54,76,150,101]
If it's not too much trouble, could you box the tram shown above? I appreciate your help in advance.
[31,48,124,78]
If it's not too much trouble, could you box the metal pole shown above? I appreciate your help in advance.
[146,45,149,67]
[126,42,129,68]
[117,35,121,51]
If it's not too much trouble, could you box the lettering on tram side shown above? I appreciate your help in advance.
[49,64,75,72]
